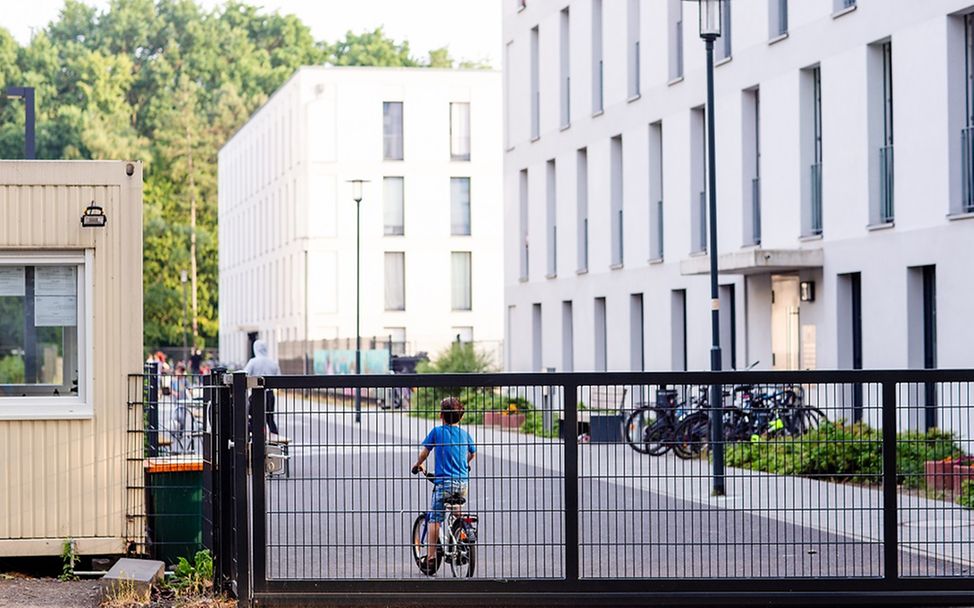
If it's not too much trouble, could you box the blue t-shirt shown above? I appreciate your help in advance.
[422,424,476,481]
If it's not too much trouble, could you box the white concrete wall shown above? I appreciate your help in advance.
[504,0,974,372]
[219,67,504,367]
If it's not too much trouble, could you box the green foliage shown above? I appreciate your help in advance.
[170,549,214,594]
[0,356,24,384]
[726,421,964,487]
[417,341,494,374]
[58,538,77,581]
[0,3,487,350]
[960,480,974,510]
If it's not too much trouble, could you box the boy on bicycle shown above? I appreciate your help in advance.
[411,397,476,576]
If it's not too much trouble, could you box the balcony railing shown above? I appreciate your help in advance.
[531,90,540,139]
[963,126,974,213]
[562,76,571,128]
[579,217,588,271]
[674,21,684,79]
[751,177,761,245]
[631,41,640,97]
[879,145,894,223]
[654,199,664,260]
[697,190,707,253]
[777,0,788,35]
[810,162,823,235]
[548,225,557,277]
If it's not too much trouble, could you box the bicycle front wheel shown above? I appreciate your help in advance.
[673,412,709,460]
[410,514,428,570]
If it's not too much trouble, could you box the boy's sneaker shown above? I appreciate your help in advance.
[419,555,439,576]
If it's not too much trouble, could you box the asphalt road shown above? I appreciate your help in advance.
[256,401,958,581]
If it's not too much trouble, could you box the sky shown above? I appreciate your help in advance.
[2,0,502,66]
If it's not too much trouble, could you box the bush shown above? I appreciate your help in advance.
[726,421,964,487]
[417,341,494,373]
[960,480,974,510]
[0,355,24,384]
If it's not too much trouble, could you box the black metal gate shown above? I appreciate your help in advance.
[205,369,974,606]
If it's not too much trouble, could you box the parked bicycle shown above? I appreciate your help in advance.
[410,467,478,577]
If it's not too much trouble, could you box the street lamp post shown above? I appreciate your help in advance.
[180,270,190,365]
[348,180,368,424]
[3,87,35,159]
[692,0,725,496]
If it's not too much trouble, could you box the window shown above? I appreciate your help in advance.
[560,7,571,127]
[671,289,687,371]
[871,41,894,224]
[576,147,589,271]
[669,0,684,80]
[610,135,624,266]
[451,252,472,311]
[450,102,471,161]
[627,0,641,98]
[561,300,573,371]
[649,122,664,260]
[716,0,732,61]
[743,87,761,245]
[530,26,540,139]
[384,252,405,311]
[630,293,644,371]
[505,41,513,148]
[592,0,604,113]
[450,177,471,236]
[383,101,404,160]
[519,169,529,280]
[963,14,974,213]
[594,297,607,371]
[452,326,473,343]
[833,0,856,13]
[532,303,542,371]
[803,66,823,235]
[770,0,788,38]
[719,284,737,370]
[691,107,707,252]
[0,253,89,417]
[383,177,404,236]
[546,159,557,277]
[385,327,406,356]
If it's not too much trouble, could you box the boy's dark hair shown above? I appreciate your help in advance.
[440,397,464,424]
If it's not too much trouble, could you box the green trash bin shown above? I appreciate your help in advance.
[146,456,203,565]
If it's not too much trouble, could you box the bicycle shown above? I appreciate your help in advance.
[410,466,478,577]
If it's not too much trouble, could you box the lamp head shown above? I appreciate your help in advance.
[80,201,107,228]
[181,270,188,284]
[347,179,369,203]
[693,0,722,39]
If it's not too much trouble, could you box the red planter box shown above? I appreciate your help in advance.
[925,460,974,495]
[925,460,955,492]
[952,464,974,495]
[483,411,525,429]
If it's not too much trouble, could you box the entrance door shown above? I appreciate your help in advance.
[247,331,259,360]
[771,275,800,370]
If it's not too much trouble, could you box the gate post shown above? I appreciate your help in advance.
[563,381,579,585]
[204,367,228,591]
[882,379,899,583]
[231,371,251,605]
[250,383,267,593]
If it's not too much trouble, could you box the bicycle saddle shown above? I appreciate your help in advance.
[443,494,466,506]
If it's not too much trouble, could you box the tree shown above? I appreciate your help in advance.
[0,1,488,352]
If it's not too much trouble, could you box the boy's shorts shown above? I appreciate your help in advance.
[429,479,468,523]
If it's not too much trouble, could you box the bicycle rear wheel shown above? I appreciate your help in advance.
[625,408,671,455]
[448,519,476,577]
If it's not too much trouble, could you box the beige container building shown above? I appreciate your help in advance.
[0,161,143,557]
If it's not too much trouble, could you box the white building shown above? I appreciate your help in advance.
[219,67,504,367]
[503,0,974,386]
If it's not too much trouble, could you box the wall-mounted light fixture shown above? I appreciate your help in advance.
[81,202,107,228]
[800,280,816,302]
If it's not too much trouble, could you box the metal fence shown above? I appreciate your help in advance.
[206,369,974,606]
[126,366,217,564]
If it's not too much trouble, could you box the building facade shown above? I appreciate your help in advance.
[219,67,503,367]
[504,0,974,380]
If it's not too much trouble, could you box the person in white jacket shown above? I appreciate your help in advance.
[244,339,281,435]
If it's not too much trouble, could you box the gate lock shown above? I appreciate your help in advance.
[265,443,289,476]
